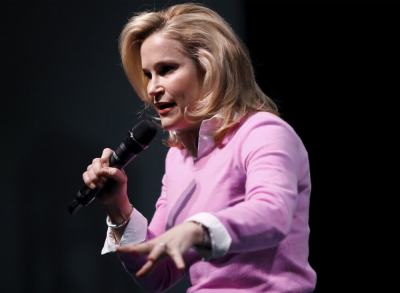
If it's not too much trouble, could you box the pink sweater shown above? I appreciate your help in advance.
[103,112,317,292]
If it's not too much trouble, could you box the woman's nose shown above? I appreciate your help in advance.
[147,78,164,102]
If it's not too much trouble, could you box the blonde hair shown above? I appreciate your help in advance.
[119,3,279,147]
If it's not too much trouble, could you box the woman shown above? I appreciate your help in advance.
[83,3,317,292]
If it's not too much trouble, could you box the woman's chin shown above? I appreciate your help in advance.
[160,118,197,132]
[160,117,177,131]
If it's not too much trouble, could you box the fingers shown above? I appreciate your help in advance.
[101,148,114,165]
[169,250,185,271]
[82,148,126,189]
[136,243,166,277]
[82,171,96,189]
[147,242,166,262]
[83,158,106,189]
[136,260,155,277]
[116,242,157,277]
[116,242,150,254]
[102,167,127,184]
[117,241,186,277]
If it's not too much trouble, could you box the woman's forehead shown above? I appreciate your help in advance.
[141,34,187,67]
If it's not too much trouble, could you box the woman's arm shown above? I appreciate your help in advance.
[109,174,203,292]
[213,119,308,253]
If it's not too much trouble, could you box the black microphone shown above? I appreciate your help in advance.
[68,120,158,215]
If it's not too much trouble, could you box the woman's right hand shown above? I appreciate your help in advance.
[82,148,132,223]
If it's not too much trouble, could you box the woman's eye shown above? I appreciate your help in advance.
[159,64,177,76]
[143,71,152,79]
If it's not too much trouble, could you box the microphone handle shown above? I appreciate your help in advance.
[68,137,141,215]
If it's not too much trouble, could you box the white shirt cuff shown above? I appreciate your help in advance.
[101,208,148,255]
[185,212,231,259]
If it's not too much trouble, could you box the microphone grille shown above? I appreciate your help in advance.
[131,120,158,146]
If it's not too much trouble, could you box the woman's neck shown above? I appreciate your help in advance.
[176,126,200,157]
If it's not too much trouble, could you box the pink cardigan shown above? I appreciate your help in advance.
[103,112,317,292]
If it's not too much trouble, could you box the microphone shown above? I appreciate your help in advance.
[68,120,158,215]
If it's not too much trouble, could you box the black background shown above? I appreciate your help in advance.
[2,0,396,292]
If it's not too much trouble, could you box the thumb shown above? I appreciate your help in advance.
[100,167,127,184]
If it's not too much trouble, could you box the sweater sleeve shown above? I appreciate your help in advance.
[111,165,199,292]
[103,173,196,292]
[211,117,306,253]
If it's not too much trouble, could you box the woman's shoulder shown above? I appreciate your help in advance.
[235,112,308,165]
[239,111,297,136]
[233,111,306,152]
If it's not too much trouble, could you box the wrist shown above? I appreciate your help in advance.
[105,200,133,227]
[189,221,211,248]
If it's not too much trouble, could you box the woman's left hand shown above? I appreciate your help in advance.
[116,221,204,277]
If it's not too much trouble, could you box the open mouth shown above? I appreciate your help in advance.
[156,102,177,110]
[155,101,177,115]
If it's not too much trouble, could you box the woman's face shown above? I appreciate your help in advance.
[141,33,202,131]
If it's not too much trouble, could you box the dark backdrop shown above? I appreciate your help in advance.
[2,0,395,292]
[245,2,396,292]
